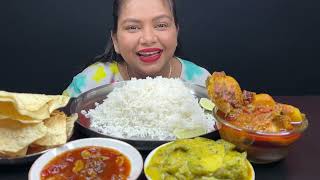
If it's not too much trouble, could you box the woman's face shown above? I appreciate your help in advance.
[112,0,178,77]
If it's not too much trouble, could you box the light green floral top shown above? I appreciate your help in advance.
[63,57,210,97]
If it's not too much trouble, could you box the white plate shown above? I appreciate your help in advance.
[144,142,255,180]
[28,138,143,180]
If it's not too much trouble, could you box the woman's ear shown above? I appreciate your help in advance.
[111,32,120,53]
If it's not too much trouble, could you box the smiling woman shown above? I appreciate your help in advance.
[63,0,210,98]
[112,0,179,78]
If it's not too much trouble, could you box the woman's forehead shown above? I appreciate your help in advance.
[118,0,173,21]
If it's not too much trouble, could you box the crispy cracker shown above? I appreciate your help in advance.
[0,119,47,154]
[0,91,70,122]
[0,146,28,158]
[33,111,67,147]
[66,113,78,140]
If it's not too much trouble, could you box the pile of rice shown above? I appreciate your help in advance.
[82,77,214,140]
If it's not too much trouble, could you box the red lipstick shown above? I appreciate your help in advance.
[137,48,163,63]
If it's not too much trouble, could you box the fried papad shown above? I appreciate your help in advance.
[0,91,70,122]
[0,119,47,155]
[33,111,67,147]
[0,146,28,158]
[66,113,78,140]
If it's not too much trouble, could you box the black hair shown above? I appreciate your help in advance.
[92,0,181,64]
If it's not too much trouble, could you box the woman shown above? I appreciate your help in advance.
[63,0,210,97]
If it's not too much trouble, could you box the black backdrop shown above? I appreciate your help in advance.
[1,0,320,95]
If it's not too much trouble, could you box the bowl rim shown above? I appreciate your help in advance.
[144,141,255,180]
[28,137,143,180]
[213,107,308,136]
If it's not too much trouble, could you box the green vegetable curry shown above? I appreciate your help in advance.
[145,137,253,180]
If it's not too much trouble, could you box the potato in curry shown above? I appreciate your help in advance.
[145,137,252,180]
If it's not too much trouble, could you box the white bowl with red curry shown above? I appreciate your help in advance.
[28,138,143,180]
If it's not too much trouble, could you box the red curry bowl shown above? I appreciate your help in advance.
[213,107,308,164]
[28,138,143,180]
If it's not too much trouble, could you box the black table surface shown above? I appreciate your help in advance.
[1,96,319,180]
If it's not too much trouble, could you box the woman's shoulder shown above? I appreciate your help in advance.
[75,61,121,83]
[81,61,118,74]
[177,57,211,87]
[63,61,123,97]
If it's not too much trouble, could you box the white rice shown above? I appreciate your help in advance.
[82,77,215,140]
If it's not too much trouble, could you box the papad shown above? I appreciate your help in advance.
[66,113,78,140]
[0,146,28,158]
[0,119,47,154]
[33,111,67,147]
[0,91,70,122]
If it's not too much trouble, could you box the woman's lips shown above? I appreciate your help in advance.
[137,48,163,63]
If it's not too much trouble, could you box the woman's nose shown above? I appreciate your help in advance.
[139,27,157,45]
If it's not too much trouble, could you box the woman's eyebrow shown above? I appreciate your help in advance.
[120,18,141,25]
[120,15,173,25]
[153,15,173,22]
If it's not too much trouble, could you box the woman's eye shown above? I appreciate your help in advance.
[155,23,168,30]
[125,25,140,32]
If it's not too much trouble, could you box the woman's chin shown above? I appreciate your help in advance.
[138,67,163,77]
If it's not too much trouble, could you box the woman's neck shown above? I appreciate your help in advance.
[117,57,181,80]
[125,61,172,79]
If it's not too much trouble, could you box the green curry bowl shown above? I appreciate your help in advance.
[144,137,255,180]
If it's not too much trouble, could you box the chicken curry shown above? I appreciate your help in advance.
[206,72,305,133]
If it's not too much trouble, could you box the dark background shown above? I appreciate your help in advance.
[1,0,319,95]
